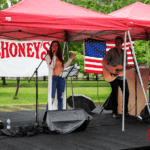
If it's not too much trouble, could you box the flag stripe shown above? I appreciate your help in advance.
[85,64,103,69]
[85,58,102,63]
[85,67,103,71]
[85,70,103,74]
[85,62,102,66]
[128,54,133,57]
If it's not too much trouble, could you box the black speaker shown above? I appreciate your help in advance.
[0,120,4,129]
[43,109,92,134]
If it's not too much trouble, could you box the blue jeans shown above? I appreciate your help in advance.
[46,75,65,110]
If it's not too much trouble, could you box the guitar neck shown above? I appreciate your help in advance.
[119,66,135,72]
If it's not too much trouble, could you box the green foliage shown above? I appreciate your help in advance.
[134,40,150,66]
[0,0,8,10]
[60,41,87,74]
[61,0,150,14]
[0,0,22,10]
[10,0,19,6]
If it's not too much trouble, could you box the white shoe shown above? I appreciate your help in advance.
[113,114,119,118]
[113,114,117,118]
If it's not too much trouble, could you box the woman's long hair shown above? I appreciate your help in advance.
[48,41,64,68]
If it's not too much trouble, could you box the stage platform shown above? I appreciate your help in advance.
[0,106,150,150]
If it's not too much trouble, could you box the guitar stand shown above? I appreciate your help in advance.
[99,92,113,114]
[100,106,105,114]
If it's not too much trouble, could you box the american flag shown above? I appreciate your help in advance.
[84,39,134,74]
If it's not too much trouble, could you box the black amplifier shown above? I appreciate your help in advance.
[0,120,4,129]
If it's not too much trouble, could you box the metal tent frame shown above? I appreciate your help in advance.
[122,31,150,131]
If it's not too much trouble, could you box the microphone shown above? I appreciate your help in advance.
[47,50,49,54]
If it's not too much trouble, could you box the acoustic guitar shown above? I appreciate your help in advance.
[103,65,134,82]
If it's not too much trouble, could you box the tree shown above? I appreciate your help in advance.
[14,77,20,99]
[134,40,150,67]
[2,77,6,85]
[0,0,22,10]
[9,0,21,6]
[0,0,8,10]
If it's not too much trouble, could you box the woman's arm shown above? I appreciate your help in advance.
[64,58,72,68]
[63,53,76,68]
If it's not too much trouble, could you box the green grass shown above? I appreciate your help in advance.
[0,80,48,87]
[0,80,110,87]
[0,87,48,106]
[67,87,111,103]
[0,86,111,106]
[0,80,149,106]
[66,80,110,87]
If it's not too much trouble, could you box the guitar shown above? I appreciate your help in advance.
[103,65,134,82]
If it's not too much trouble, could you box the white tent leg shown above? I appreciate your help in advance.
[66,41,75,109]
[122,31,127,131]
[147,40,150,103]
[63,42,67,55]
[147,41,149,68]
[128,31,150,115]
[63,42,67,109]
[146,40,150,103]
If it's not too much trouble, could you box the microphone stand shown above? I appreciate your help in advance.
[28,51,48,126]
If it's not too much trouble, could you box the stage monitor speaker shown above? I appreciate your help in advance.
[43,109,92,134]
[0,120,4,129]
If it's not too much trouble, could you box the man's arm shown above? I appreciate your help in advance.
[101,59,117,75]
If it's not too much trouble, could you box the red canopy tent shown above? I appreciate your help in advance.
[0,0,128,42]
[0,0,130,128]
[109,1,150,41]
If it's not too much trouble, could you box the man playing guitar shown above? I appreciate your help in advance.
[101,36,131,118]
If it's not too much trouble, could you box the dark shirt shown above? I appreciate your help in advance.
[103,48,127,80]
[103,48,127,67]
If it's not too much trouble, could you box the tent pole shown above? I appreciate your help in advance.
[63,42,67,109]
[122,31,127,131]
[146,38,150,103]
[147,41,149,68]
[128,31,150,115]
[63,42,67,55]
[146,39,149,103]
[146,32,149,68]
[66,41,75,109]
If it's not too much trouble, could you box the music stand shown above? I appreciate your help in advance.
[60,63,80,78]
[60,64,80,109]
